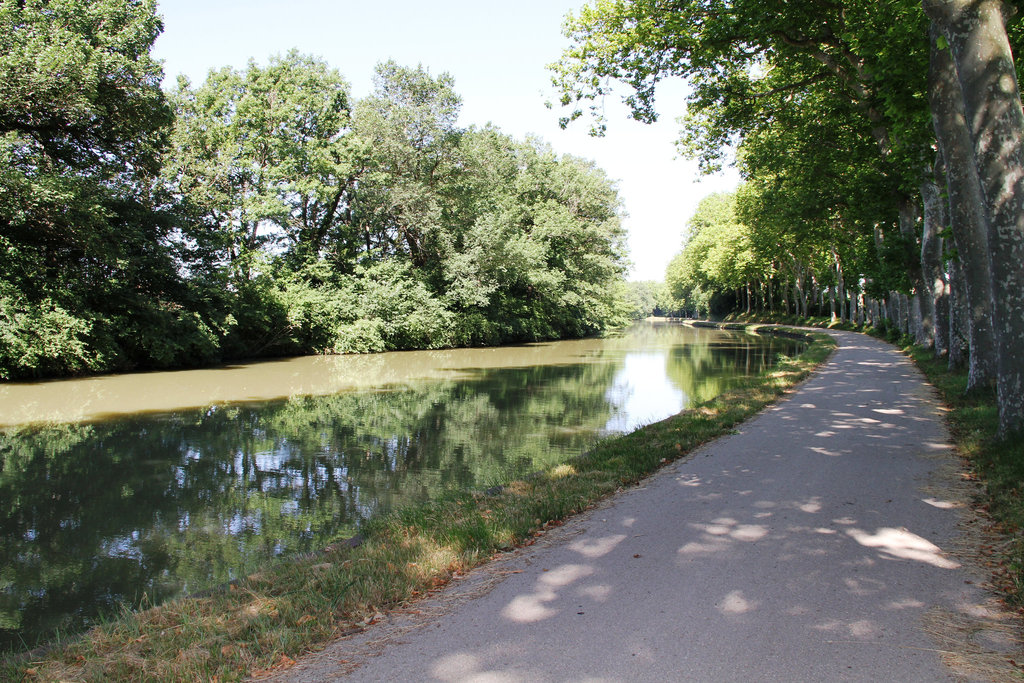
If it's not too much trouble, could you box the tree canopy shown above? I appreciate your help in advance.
[0,0,186,377]
[553,0,1024,434]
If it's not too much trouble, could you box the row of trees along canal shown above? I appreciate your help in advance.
[552,0,1024,435]
[0,1,632,385]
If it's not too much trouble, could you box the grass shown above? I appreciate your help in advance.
[898,343,1024,603]
[5,326,834,682]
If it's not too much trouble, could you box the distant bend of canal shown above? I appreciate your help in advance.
[0,321,804,651]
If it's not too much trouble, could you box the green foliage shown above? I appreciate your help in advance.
[350,62,463,269]
[166,51,354,280]
[333,318,388,354]
[666,193,756,315]
[355,259,454,350]
[0,0,219,378]
[1,11,631,380]
[553,0,935,321]
[276,264,359,353]
[0,282,98,379]
[624,280,669,318]
[0,0,170,175]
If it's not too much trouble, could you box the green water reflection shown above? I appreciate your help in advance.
[0,323,802,650]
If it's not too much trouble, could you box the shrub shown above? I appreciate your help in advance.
[0,285,101,379]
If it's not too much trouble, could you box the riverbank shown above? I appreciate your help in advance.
[3,326,833,682]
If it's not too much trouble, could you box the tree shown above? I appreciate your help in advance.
[625,280,669,318]
[553,1,932,328]
[731,86,902,322]
[666,192,757,317]
[554,0,1024,433]
[0,0,208,377]
[923,0,1024,432]
[166,51,354,281]
[440,130,629,341]
[350,61,463,271]
[926,25,997,386]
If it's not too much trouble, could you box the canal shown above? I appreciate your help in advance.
[0,321,803,650]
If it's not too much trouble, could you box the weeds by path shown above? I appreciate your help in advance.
[901,345,1024,606]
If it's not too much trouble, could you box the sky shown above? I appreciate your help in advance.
[150,0,739,282]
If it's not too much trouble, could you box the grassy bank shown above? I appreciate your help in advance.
[6,326,834,682]
[900,344,1024,603]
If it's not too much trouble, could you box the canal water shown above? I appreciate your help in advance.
[0,321,803,650]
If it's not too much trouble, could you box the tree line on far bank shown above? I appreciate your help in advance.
[0,0,630,382]
[553,0,1024,435]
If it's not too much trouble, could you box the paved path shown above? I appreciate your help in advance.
[276,331,1013,682]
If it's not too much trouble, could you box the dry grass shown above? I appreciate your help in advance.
[924,605,1024,680]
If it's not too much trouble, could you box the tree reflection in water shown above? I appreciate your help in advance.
[0,323,802,650]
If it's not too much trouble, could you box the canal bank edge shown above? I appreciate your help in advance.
[5,325,834,682]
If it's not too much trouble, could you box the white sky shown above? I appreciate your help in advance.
[151,0,739,281]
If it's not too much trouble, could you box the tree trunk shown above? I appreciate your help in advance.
[927,18,998,390]
[927,0,1024,433]
[921,171,946,353]
[898,198,928,344]
[948,255,970,369]
[831,246,847,324]
[791,256,808,318]
[898,293,911,336]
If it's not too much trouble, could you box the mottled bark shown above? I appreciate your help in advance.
[948,255,970,369]
[921,173,947,354]
[927,18,999,389]
[925,0,1024,432]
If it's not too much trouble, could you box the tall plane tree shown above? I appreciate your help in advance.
[923,0,1024,433]
[553,0,1024,434]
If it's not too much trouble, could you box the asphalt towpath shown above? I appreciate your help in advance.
[272,330,1021,682]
